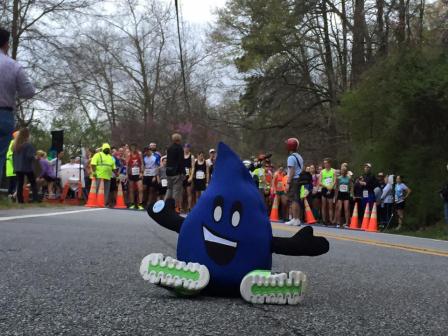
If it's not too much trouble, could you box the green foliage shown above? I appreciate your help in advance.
[340,47,448,227]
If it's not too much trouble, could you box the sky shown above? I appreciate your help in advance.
[177,0,227,25]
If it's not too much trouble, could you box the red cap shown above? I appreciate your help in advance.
[286,138,300,152]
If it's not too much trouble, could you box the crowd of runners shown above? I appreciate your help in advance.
[5,130,415,230]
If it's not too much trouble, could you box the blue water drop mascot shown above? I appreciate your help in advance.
[140,142,329,305]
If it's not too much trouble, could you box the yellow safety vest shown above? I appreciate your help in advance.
[6,140,15,177]
[91,152,116,180]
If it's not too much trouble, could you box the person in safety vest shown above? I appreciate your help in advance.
[6,130,18,198]
[91,143,116,206]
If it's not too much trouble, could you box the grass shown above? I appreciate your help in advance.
[0,195,69,210]
[391,222,448,241]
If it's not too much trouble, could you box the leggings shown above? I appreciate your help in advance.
[16,171,38,203]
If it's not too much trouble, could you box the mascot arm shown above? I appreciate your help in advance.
[147,199,184,233]
[272,226,329,256]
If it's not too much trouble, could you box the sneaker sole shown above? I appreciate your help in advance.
[240,271,307,305]
[140,253,210,291]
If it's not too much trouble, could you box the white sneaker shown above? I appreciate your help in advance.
[285,219,301,226]
[240,270,307,305]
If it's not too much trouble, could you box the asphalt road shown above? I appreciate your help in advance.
[1,207,447,336]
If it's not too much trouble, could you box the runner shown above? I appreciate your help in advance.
[334,165,352,228]
[143,143,160,206]
[360,163,378,218]
[271,167,287,220]
[395,175,411,230]
[189,151,209,200]
[309,164,321,221]
[206,148,216,180]
[319,158,336,226]
[253,159,268,203]
[285,137,304,226]
[182,144,195,213]
[157,155,168,200]
[127,143,144,210]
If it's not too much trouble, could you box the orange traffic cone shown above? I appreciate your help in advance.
[114,181,127,209]
[304,198,317,224]
[270,194,280,222]
[367,203,379,232]
[23,185,30,203]
[360,203,371,230]
[96,179,105,208]
[60,182,70,202]
[349,203,360,229]
[85,178,97,207]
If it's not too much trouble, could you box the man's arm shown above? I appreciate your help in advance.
[16,65,35,99]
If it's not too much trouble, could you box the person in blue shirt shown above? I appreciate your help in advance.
[285,138,304,226]
[395,175,411,230]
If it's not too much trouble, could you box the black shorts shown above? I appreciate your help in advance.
[322,188,335,199]
[128,175,141,182]
[396,201,405,210]
[159,186,167,196]
[337,192,350,201]
[194,179,206,191]
[143,176,158,188]
[110,178,118,192]
[183,176,192,188]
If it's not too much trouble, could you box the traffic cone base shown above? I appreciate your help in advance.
[367,203,379,232]
[85,178,97,207]
[270,194,280,222]
[114,182,127,209]
[96,179,105,208]
[360,203,371,231]
[304,198,317,224]
[349,203,360,230]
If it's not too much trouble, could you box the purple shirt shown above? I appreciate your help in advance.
[39,159,55,178]
[0,52,35,109]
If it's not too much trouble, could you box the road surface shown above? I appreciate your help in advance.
[1,207,447,335]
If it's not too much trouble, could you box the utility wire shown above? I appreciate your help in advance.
[174,0,190,114]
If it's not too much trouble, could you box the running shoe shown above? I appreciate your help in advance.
[285,219,301,226]
[138,204,145,210]
[240,270,307,305]
[140,253,210,295]
[129,204,136,210]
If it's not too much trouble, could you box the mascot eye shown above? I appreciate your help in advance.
[230,201,242,227]
[213,196,224,223]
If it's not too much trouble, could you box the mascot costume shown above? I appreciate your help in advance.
[140,142,329,305]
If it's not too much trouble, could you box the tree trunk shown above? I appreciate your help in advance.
[11,0,20,59]
[376,0,386,56]
[351,0,366,86]
[397,0,406,45]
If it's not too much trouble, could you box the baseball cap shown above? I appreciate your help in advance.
[209,148,216,153]
[364,163,372,168]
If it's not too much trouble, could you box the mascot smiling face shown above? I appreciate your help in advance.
[177,142,272,292]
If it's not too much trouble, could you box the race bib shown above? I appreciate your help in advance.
[185,167,190,176]
[196,171,205,180]
[324,177,332,186]
[339,184,348,193]
[277,181,283,190]
[161,179,168,187]
[144,168,156,176]
[363,190,369,198]
[131,167,140,175]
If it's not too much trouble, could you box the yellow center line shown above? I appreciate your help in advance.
[271,223,448,258]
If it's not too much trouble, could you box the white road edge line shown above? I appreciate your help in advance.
[0,208,107,222]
